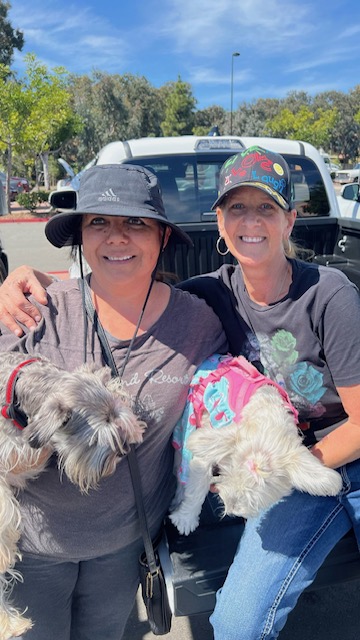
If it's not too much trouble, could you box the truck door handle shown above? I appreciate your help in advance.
[338,236,347,253]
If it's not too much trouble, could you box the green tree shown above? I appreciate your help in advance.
[0,1,24,66]
[233,97,281,136]
[118,73,164,139]
[0,64,33,208]
[0,54,81,207]
[161,76,196,137]
[265,105,338,150]
[25,55,82,188]
[193,105,227,135]
[61,72,163,171]
[313,90,359,161]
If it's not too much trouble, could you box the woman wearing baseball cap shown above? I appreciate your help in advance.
[2,148,360,639]
[181,146,360,639]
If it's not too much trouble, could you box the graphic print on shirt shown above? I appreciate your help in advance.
[255,329,326,420]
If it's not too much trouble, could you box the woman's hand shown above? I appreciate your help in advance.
[0,266,51,336]
[7,446,52,476]
[311,384,360,468]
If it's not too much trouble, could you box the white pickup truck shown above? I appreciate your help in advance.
[334,162,360,185]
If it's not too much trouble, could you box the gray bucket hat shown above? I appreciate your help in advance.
[45,164,193,248]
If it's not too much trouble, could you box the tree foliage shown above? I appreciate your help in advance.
[265,104,339,149]
[160,76,196,137]
[61,72,164,171]
[0,53,81,203]
[232,97,281,136]
[0,1,24,66]
[193,105,227,136]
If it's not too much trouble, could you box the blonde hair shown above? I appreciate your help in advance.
[284,236,297,258]
[285,235,314,261]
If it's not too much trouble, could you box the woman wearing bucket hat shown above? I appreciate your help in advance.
[0,163,227,640]
[2,147,360,639]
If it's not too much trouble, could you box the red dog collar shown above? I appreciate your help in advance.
[1,358,40,430]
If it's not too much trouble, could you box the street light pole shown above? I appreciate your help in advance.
[230,52,240,135]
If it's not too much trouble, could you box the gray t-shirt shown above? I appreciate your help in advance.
[198,260,360,442]
[0,279,227,560]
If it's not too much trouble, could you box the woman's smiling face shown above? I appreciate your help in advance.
[217,186,296,268]
[81,214,170,290]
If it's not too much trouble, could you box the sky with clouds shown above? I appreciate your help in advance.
[8,0,360,111]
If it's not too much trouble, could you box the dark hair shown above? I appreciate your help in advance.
[70,217,83,260]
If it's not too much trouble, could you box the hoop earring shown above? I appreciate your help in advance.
[216,236,229,256]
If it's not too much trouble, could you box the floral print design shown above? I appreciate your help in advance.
[255,329,326,420]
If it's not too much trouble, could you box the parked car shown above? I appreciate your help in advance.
[318,151,341,179]
[56,157,96,191]
[334,163,360,184]
[337,182,360,219]
[0,171,30,201]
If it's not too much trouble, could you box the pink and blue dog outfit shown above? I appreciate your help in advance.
[173,354,298,485]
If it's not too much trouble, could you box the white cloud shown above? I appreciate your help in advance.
[285,44,358,74]
[158,0,314,56]
[9,1,130,73]
[337,24,360,39]
[188,65,251,86]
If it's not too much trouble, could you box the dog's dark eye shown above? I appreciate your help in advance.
[212,465,221,476]
[61,413,72,428]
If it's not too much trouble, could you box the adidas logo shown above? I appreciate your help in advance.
[98,188,120,202]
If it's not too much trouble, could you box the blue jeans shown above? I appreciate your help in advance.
[210,460,360,640]
[12,538,144,640]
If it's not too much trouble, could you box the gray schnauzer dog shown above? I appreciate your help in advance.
[0,351,146,639]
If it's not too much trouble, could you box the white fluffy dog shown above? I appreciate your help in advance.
[0,352,145,640]
[170,355,342,536]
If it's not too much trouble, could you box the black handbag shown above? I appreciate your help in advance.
[81,278,172,635]
[129,452,172,635]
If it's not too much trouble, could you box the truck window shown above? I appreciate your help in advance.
[126,155,227,223]
[284,155,330,217]
[126,153,330,223]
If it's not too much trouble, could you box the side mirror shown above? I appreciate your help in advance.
[341,183,360,202]
[49,189,77,210]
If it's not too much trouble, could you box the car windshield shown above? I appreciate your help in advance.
[126,153,331,222]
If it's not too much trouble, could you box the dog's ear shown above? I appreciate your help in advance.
[187,423,239,463]
[25,395,72,448]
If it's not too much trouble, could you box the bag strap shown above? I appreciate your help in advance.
[80,277,159,575]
